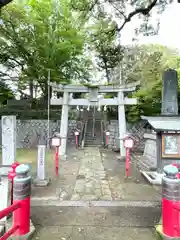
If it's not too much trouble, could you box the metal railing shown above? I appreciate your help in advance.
[0,202,21,240]
[79,121,85,148]
[81,121,87,148]
[101,120,106,147]
[92,107,96,137]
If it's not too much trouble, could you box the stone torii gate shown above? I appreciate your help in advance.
[50,82,139,159]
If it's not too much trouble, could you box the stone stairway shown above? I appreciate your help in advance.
[85,120,102,146]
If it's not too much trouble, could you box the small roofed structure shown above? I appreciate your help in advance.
[140,69,180,185]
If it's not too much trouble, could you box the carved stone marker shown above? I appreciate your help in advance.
[0,116,16,231]
[1,116,16,165]
[161,69,178,116]
[34,144,49,186]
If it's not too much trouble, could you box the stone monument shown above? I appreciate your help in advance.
[2,115,16,165]
[34,137,49,186]
[0,116,16,235]
[140,69,180,184]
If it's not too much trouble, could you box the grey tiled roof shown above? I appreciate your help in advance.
[141,116,180,131]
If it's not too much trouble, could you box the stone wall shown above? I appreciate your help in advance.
[0,120,82,148]
[0,119,147,150]
[107,120,148,152]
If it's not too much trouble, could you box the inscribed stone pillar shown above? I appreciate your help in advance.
[59,92,69,159]
[118,91,126,158]
[2,116,16,165]
[161,69,178,116]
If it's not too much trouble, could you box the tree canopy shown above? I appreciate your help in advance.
[0,0,91,99]
[125,44,180,122]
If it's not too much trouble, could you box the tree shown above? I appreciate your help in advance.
[71,0,174,36]
[87,14,123,83]
[124,44,180,122]
[71,0,176,83]
[0,81,15,104]
[0,0,13,8]
[0,0,91,99]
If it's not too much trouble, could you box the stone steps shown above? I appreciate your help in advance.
[85,119,102,146]
[31,205,160,240]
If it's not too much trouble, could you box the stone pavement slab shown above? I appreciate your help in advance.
[33,226,156,240]
[31,206,161,227]
[31,206,160,240]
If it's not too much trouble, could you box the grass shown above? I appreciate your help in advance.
[0,148,55,177]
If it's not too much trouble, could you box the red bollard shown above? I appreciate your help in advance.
[105,131,110,146]
[75,131,79,149]
[8,162,20,205]
[13,164,31,236]
[162,165,180,238]
[125,148,130,177]
[123,137,134,178]
[55,146,59,176]
[51,136,61,176]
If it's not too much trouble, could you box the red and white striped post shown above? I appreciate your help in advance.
[105,131,110,146]
[74,131,80,149]
[51,136,61,176]
[123,136,134,177]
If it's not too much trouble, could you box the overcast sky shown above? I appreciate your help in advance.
[120,1,180,50]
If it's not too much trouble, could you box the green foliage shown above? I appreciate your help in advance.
[71,0,173,83]
[124,44,180,122]
[0,81,15,104]
[88,18,122,83]
[0,0,91,98]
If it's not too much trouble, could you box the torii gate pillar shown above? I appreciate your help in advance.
[59,92,69,159]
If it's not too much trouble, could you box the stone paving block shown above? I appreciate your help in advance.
[94,189,102,197]
[34,226,72,240]
[86,227,155,240]
[72,226,85,240]
[82,195,98,201]
[71,194,81,200]
[100,195,112,200]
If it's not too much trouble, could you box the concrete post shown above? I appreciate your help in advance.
[118,91,126,159]
[59,92,69,159]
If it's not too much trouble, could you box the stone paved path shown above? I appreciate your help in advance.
[71,147,112,201]
[31,146,161,202]
[30,147,161,240]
